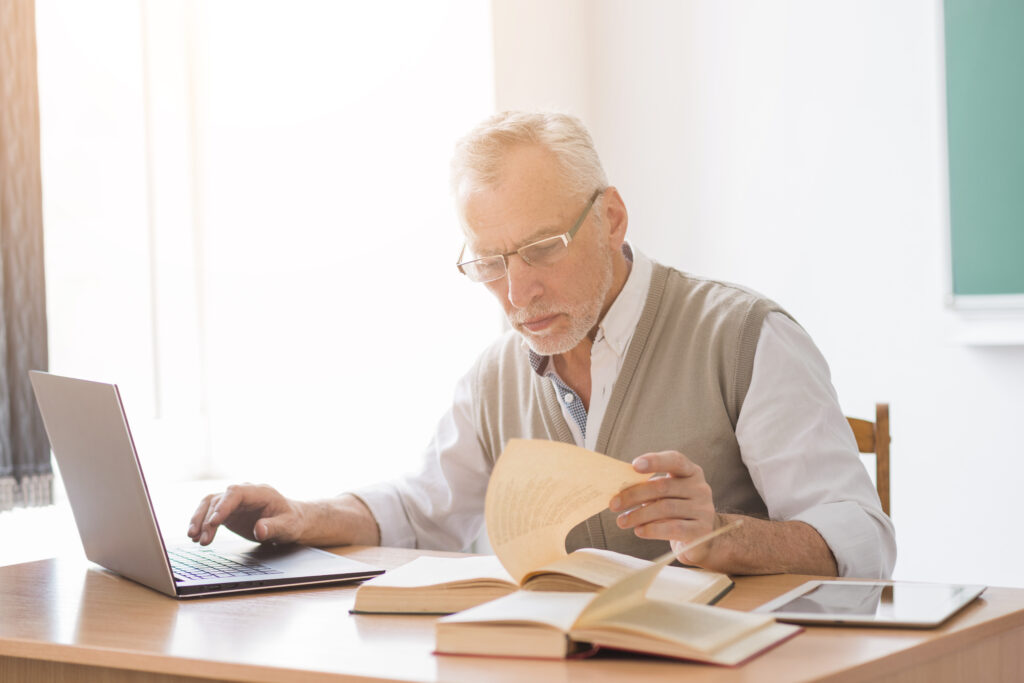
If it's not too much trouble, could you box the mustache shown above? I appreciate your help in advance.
[507,306,557,326]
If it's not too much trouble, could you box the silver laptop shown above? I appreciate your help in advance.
[29,370,384,598]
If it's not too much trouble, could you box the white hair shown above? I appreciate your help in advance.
[450,111,609,204]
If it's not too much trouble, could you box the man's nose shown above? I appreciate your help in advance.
[505,254,542,309]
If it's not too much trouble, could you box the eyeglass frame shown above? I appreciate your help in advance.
[455,188,604,283]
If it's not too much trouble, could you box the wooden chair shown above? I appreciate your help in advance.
[846,403,891,517]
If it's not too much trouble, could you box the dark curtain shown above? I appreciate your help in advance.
[0,0,52,510]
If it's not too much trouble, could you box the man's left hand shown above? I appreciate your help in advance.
[609,450,722,566]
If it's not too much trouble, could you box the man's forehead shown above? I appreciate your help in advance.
[460,186,575,255]
[456,144,579,252]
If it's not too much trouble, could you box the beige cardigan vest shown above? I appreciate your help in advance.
[470,262,785,560]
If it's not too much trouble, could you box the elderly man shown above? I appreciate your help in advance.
[189,111,895,578]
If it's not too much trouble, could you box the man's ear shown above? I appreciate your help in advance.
[601,186,628,249]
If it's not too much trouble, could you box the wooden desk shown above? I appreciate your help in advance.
[1,546,1023,683]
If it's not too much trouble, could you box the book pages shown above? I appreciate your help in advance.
[360,555,514,588]
[441,590,593,633]
[526,547,651,587]
[574,523,742,626]
[525,548,730,602]
[586,601,774,653]
[574,551,676,625]
[485,439,648,583]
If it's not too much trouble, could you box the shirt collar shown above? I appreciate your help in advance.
[526,243,653,376]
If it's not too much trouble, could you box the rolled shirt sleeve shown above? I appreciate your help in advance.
[353,309,897,576]
[737,312,897,578]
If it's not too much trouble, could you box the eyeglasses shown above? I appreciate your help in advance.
[456,189,603,284]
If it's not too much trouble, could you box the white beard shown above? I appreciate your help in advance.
[509,248,615,356]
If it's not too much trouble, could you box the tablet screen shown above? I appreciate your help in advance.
[758,581,986,627]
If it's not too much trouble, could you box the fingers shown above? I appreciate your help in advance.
[609,452,709,513]
[187,483,267,546]
[251,511,290,543]
[187,494,214,541]
[613,496,700,531]
[613,482,714,534]
[188,493,229,544]
[193,491,229,545]
[607,451,717,561]
[199,496,223,545]
[633,450,699,477]
[253,518,272,543]
[195,487,235,545]
[632,517,708,542]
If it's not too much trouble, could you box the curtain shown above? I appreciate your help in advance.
[0,0,52,510]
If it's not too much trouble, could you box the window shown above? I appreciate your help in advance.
[37,1,500,499]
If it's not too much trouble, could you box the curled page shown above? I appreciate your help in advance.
[485,439,648,583]
[576,521,742,625]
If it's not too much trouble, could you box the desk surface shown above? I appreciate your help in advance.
[2,545,1023,683]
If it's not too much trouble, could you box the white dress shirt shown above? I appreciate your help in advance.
[355,249,897,578]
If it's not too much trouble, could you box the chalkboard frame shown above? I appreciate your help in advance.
[943,0,1024,311]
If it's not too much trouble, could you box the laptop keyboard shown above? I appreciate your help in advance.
[168,547,285,583]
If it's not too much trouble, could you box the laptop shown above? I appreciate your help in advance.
[29,370,384,598]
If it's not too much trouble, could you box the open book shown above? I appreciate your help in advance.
[436,548,801,665]
[361,440,799,663]
[353,439,730,615]
[352,547,733,614]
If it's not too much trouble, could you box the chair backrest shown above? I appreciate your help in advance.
[846,403,890,517]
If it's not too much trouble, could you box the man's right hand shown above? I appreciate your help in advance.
[187,484,305,546]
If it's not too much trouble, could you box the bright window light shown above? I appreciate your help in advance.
[36,0,499,501]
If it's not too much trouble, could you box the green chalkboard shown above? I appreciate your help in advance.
[944,0,1024,301]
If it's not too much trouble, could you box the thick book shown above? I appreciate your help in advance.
[435,547,801,665]
[361,440,798,663]
[354,439,730,615]
[352,547,733,615]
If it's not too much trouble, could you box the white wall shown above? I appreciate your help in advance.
[493,0,1024,587]
[188,2,498,495]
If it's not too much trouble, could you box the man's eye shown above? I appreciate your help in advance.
[524,240,564,262]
